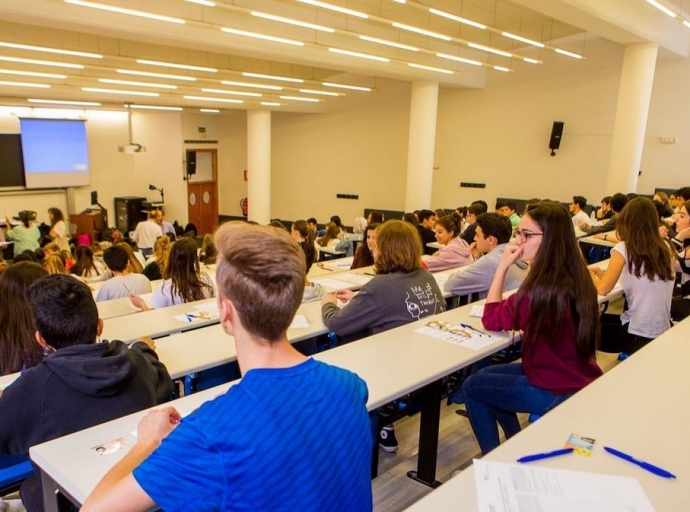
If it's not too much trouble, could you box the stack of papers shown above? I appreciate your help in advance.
[415,324,501,351]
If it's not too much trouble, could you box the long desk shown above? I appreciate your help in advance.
[96,299,138,320]
[406,316,690,511]
[580,231,616,247]
[30,302,515,511]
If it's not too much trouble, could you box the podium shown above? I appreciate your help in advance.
[70,209,108,243]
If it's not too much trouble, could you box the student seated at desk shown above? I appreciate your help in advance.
[290,220,323,303]
[83,222,373,512]
[0,275,172,512]
[455,202,602,455]
[316,222,340,250]
[350,223,378,270]
[423,214,472,272]
[142,236,171,281]
[131,237,214,310]
[444,213,528,300]
[335,216,367,257]
[322,220,445,453]
[670,200,690,321]
[460,203,486,245]
[70,245,107,283]
[591,198,675,355]
[0,262,48,376]
[416,210,437,255]
[579,192,628,235]
[96,246,152,302]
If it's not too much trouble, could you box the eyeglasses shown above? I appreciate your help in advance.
[515,228,543,241]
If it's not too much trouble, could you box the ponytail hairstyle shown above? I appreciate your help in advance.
[293,220,316,270]
[435,215,461,239]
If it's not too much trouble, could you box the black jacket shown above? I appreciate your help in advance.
[0,340,173,512]
[417,226,437,255]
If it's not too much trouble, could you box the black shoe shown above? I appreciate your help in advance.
[379,425,398,453]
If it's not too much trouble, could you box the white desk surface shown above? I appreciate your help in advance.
[101,298,219,343]
[96,299,138,320]
[406,316,690,512]
[580,231,617,247]
[156,300,328,380]
[307,257,354,278]
[317,245,346,256]
[30,302,513,508]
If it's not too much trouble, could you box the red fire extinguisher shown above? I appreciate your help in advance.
[240,198,248,217]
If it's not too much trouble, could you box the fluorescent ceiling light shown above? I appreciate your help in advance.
[127,104,183,111]
[299,89,340,96]
[359,36,418,52]
[393,0,406,3]
[221,80,282,90]
[437,53,481,66]
[117,69,196,81]
[242,72,303,83]
[493,66,510,72]
[392,23,451,41]
[28,98,100,106]
[251,12,334,32]
[184,95,244,104]
[328,48,390,62]
[99,78,177,89]
[0,56,84,69]
[297,0,368,19]
[555,48,582,59]
[524,58,539,64]
[221,28,304,46]
[0,81,50,88]
[684,20,690,28]
[408,63,453,74]
[323,82,371,91]
[200,108,220,113]
[468,43,512,57]
[137,59,216,72]
[186,0,215,6]
[201,88,262,97]
[501,32,545,48]
[279,95,319,102]
[261,102,281,106]
[82,87,159,97]
[428,8,486,30]
[0,41,102,58]
[0,69,66,79]
[645,0,678,18]
[64,0,185,24]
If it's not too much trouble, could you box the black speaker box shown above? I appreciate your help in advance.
[187,151,197,175]
[549,121,564,150]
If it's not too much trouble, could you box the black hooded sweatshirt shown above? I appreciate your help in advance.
[0,339,173,512]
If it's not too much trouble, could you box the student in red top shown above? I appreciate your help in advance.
[459,201,602,455]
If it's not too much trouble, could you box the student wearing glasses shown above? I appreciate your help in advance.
[457,202,602,455]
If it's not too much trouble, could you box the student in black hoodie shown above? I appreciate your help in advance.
[0,274,173,512]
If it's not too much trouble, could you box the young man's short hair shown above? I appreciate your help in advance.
[471,200,488,213]
[28,275,99,350]
[505,202,517,213]
[676,186,690,202]
[572,196,587,210]
[103,245,129,272]
[468,203,485,216]
[306,217,317,226]
[418,209,435,223]
[475,213,512,245]
[494,201,506,210]
[610,193,628,213]
[214,222,304,343]
[601,196,612,205]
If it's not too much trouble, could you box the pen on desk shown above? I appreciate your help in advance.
[460,323,485,336]
[604,446,676,479]
[517,447,574,463]
[364,271,376,276]
[186,313,211,321]
[317,263,334,271]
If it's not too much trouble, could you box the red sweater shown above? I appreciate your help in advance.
[482,293,602,395]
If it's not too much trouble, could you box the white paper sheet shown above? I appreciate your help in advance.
[289,314,309,329]
[414,325,502,351]
[311,277,361,290]
[473,459,655,512]
[469,305,485,318]
[332,272,372,285]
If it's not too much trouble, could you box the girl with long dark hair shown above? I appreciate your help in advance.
[70,245,106,282]
[459,201,602,454]
[132,238,214,310]
[48,207,70,252]
[350,223,378,270]
[291,220,316,272]
[592,197,675,354]
[0,262,48,375]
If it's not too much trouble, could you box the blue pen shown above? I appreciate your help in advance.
[604,446,676,479]
[517,447,574,463]
[460,323,485,336]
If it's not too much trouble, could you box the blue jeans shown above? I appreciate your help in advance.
[459,363,571,455]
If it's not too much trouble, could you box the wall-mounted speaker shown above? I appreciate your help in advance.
[549,121,564,156]
[186,151,197,175]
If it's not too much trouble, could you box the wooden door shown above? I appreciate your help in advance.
[186,149,218,237]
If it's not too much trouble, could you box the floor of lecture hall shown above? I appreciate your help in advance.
[373,318,623,511]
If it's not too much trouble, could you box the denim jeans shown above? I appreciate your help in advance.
[459,363,571,455]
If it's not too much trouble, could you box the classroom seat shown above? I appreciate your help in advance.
[0,455,32,496]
